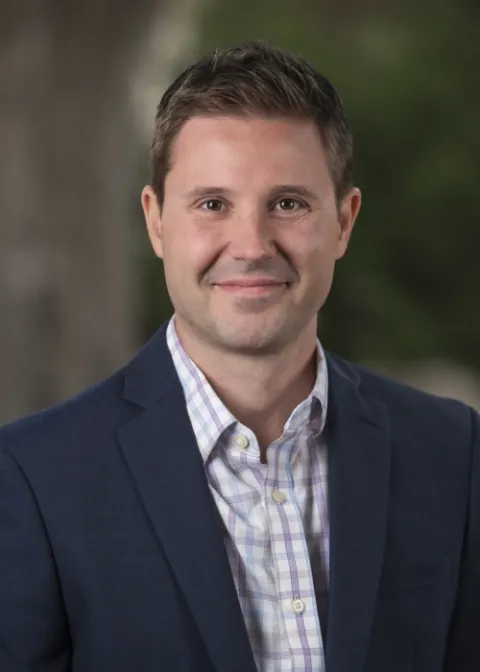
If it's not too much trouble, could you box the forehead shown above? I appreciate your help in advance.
[166,115,332,191]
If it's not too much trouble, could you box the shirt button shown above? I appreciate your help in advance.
[234,434,250,450]
[292,598,305,614]
[272,489,286,504]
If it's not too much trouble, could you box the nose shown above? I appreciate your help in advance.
[228,212,276,261]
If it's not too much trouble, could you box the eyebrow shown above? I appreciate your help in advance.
[182,185,319,202]
[268,185,319,202]
[182,186,234,201]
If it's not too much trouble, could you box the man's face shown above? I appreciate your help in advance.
[142,115,361,355]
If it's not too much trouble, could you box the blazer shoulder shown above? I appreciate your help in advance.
[328,351,476,432]
[0,367,129,461]
[0,324,177,466]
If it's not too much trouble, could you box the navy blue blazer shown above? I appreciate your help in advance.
[0,322,479,672]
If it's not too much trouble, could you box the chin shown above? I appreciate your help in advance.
[213,326,288,356]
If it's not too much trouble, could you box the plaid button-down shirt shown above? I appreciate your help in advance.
[167,317,330,672]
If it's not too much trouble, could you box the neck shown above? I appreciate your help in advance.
[174,317,318,458]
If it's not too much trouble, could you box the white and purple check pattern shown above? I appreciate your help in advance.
[167,318,330,672]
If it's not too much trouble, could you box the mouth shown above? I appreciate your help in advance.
[213,280,290,297]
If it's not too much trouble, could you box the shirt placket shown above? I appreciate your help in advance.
[265,437,324,671]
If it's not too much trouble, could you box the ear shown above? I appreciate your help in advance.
[141,185,164,259]
[336,187,362,260]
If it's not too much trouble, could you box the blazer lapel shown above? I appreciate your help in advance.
[325,354,391,672]
[117,326,257,672]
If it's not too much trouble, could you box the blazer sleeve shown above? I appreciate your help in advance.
[444,406,480,671]
[0,444,71,672]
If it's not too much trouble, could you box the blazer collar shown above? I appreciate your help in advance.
[122,322,178,409]
[324,353,391,672]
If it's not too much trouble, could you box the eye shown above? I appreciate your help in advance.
[199,199,224,212]
[274,198,305,212]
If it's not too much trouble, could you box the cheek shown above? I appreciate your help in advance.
[292,229,329,264]
[299,234,338,285]
[162,226,220,280]
[307,222,340,260]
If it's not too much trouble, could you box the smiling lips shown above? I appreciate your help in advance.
[214,278,288,296]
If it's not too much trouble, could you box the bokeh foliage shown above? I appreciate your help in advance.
[142,0,479,370]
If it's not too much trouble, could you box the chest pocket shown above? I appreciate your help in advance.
[378,556,450,597]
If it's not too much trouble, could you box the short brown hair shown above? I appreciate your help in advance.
[150,41,353,206]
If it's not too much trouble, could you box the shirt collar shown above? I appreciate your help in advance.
[166,316,328,462]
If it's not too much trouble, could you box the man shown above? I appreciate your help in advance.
[0,42,478,672]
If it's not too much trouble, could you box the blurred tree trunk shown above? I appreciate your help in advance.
[0,0,167,423]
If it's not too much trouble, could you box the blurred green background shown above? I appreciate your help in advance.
[1,0,479,422]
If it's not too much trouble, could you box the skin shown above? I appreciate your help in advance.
[142,115,361,458]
